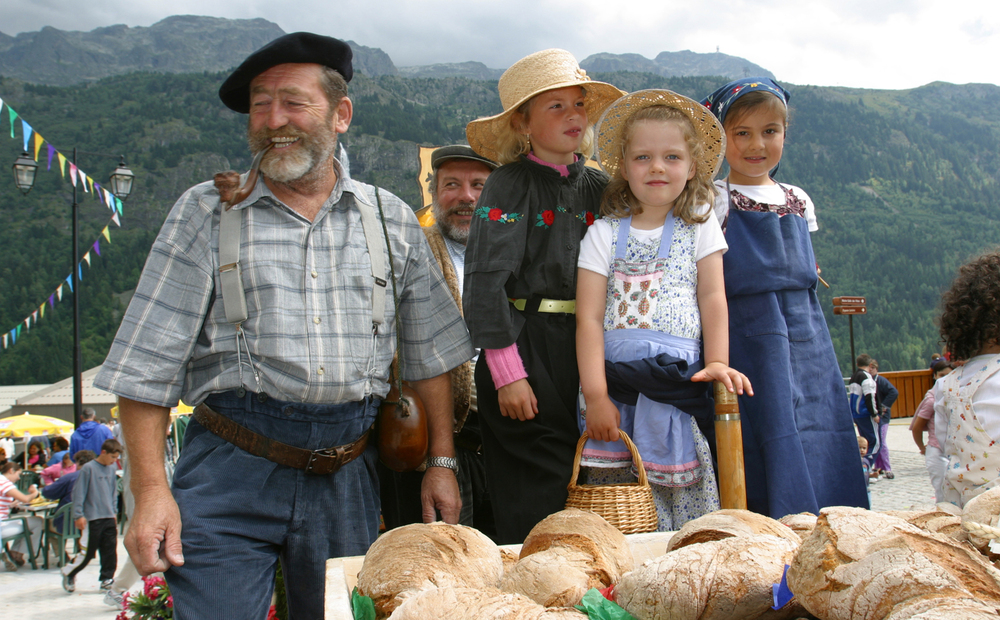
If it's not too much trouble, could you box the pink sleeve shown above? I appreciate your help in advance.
[913,389,935,421]
[484,343,529,389]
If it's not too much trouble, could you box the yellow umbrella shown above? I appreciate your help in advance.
[0,412,74,438]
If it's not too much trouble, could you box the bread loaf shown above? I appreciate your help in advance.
[519,509,634,586]
[501,546,593,607]
[615,534,798,620]
[777,513,817,542]
[388,587,587,620]
[963,486,1000,553]
[787,506,1000,620]
[667,509,801,551]
[357,522,503,618]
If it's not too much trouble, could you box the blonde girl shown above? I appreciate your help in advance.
[702,78,868,517]
[463,50,623,543]
[576,90,750,530]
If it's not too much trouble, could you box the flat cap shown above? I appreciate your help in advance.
[219,32,353,113]
[431,145,498,171]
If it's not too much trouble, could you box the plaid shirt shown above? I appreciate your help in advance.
[95,162,472,407]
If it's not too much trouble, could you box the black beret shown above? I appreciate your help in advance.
[431,145,498,171]
[219,32,353,113]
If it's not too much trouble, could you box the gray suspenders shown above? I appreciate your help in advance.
[217,185,390,395]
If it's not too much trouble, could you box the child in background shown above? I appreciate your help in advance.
[934,250,1000,507]
[62,438,122,593]
[464,49,624,543]
[910,359,953,502]
[857,436,871,504]
[40,452,77,485]
[576,90,751,530]
[702,77,868,517]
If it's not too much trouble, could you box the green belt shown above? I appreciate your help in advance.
[508,298,576,314]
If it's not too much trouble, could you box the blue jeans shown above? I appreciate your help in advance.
[166,391,380,620]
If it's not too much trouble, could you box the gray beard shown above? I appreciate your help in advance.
[433,201,473,245]
[247,123,338,185]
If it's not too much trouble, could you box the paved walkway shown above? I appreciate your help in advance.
[0,419,941,617]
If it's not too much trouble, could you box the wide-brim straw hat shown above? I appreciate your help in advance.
[466,49,625,163]
[596,89,726,180]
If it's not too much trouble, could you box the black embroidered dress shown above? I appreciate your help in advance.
[463,155,607,543]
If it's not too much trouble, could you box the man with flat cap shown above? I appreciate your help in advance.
[95,32,472,617]
[380,145,497,536]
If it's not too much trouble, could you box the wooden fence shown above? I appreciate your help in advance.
[878,369,933,418]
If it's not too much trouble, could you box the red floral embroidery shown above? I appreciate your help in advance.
[488,208,502,221]
[542,210,555,226]
[585,211,595,225]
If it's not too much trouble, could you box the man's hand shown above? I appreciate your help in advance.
[420,466,461,524]
[75,517,86,532]
[125,486,184,575]
[498,378,538,421]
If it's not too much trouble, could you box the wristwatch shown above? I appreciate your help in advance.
[426,456,459,473]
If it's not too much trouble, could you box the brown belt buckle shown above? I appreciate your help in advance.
[305,445,348,475]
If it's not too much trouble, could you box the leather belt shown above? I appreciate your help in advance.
[193,404,371,475]
[508,298,576,314]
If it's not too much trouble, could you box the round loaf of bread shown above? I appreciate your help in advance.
[519,509,633,586]
[667,509,801,551]
[616,534,798,620]
[357,522,503,618]
[388,587,588,620]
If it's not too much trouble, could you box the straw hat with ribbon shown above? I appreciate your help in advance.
[466,49,625,164]
[595,89,726,181]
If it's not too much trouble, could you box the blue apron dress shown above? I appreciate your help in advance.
[580,216,720,531]
[722,184,869,517]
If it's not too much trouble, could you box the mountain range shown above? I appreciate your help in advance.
[0,16,771,86]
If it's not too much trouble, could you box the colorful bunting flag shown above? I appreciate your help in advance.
[8,106,17,138]
[21,119,32,151]
[65,275,73,293]
[69,163,78,186]
[102,227,110,243]
[47,144,55,170]
[56,285,63,302]
[92,240,101,257]
[83,252,91,267]
[33,131,44,161]
[57,152,67,177]
[112,212,121,227]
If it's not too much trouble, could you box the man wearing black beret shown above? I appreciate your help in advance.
[96,32,472,618]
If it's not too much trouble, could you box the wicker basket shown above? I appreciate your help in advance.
[565,430,658,534]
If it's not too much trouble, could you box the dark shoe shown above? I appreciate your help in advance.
[62,573,76,593]
[101,578,114,590]
[9,550,25,567]
[884,471,895,479]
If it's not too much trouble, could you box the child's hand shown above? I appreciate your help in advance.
[585,395,621,442]
[498,378,538,421]
[692,362,754,396]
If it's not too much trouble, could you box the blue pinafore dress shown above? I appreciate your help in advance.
[579,215,720,531]
[721,182,869,517]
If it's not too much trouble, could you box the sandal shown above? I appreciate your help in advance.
[9,550,25,567]
[884,471,895,479]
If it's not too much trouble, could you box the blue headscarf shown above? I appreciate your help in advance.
[701,77,790,126]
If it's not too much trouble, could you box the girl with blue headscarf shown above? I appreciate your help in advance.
[701,78,869,518]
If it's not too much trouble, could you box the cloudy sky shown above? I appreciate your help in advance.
[5,0,998,90]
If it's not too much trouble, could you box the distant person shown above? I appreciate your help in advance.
[869,359,898,479]
[61,438,122,593]
[379,145,497,537]
[69,408,114,459]
[13,439,47,469]
[910,360,952,502]
[850,353,881,472]
[46,437,70,467]
[1,461,41,570]
[41,450,96,557]
[857,436,872,505]
[934,250,1000,507]
[40,452,77,485]
[701,77,869,516]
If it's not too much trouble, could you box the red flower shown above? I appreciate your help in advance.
[488,208,502,221]
[167,595,174,608]
[584,212,595,225]
[542,210,555,226]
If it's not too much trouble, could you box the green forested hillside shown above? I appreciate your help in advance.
[0,70,997,385]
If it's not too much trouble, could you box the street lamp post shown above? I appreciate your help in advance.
[11,149,134,427]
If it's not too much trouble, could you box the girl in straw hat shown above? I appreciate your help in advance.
[463,49,623,543]
[701,78,869,517]
[576,90,751,530]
